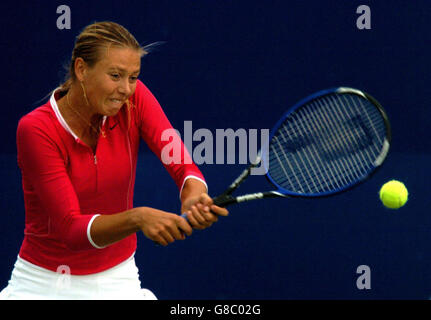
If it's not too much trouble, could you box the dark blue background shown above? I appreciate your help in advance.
[1,0,430,299]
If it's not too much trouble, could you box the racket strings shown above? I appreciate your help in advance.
[271,106,383,193]
[315,96,377,180]
[268,93,387,194]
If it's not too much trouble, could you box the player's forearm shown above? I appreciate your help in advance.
[180,178,208,212]
[89,208,143,248]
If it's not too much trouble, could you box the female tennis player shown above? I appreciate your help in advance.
[0,21,228,299]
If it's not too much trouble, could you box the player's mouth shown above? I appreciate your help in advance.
[109,98,124,108]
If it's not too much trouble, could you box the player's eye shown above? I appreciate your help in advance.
[129,76,138,82]
[110,73,120,80]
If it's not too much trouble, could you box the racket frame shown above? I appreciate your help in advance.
[213,87,391,207]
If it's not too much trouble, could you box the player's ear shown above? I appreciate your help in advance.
[74,57,88,82]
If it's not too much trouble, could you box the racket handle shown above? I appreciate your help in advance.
[212,193,236,207]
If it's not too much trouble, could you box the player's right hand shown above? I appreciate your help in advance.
[137,207,193,246]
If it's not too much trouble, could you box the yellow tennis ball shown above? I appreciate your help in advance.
[379,180,408,209]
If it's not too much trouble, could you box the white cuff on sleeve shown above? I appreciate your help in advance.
[87,214,107,249]
[179,175,208,200]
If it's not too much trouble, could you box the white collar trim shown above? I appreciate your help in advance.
[50,88,107,141]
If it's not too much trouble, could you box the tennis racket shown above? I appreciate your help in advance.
[181,87,391,217]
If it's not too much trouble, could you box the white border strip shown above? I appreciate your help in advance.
[179,176,208,200]
[50,89,79,140]
[87,214,106,249]
[50,88,107,140]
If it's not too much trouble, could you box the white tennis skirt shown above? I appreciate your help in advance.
[0,254,157,300]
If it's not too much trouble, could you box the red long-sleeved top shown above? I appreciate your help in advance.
[16,80,205,275]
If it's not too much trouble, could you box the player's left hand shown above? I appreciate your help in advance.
[181,193,229,230]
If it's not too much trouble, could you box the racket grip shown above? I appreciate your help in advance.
[212,194,236,207]
[180,212,188,222]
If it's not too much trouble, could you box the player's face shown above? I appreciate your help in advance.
[84,47,141,116]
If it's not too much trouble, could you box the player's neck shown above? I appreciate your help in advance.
[57,86,103,139]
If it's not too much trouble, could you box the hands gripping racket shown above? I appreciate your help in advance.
[181,87,391,218]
